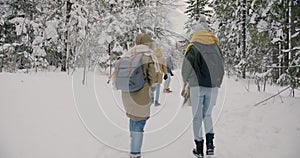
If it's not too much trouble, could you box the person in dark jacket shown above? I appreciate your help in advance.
[182,15,224,157]
[163,52,174,93]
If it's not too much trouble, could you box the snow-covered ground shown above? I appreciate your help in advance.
[0,70,300,158]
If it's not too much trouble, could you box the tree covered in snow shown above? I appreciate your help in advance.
[207,0,235,76]
[0,0,181,74]
[209,0,251,79]
[80,0,179,72]
[184,0,212,36]
[0,0,40,72]
[209,0,300,91]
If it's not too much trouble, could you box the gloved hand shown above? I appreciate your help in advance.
[163,74,168,80]
[170,71,174,76]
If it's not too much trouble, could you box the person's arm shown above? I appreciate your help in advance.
[170,56,174,70]
[162,65,168,75]
[161,60,168,80]
[181,46,195,83]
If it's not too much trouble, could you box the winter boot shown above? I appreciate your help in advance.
[129,153,141,158]
[206,133,215,155]
[154,101,161,106]
[163,88,172,93]
[193,139,204,158]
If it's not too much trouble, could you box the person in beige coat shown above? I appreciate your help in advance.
[151,48,168,106]
[119,33,158,158]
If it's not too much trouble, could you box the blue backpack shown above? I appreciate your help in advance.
[115,53,145,92]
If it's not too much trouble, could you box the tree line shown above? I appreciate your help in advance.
[185,0,299,94]
[1,0,299,93]
[0,0,179,74]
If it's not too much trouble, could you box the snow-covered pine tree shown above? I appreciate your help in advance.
[246,0,275,88]
[210,0,299,93]
[0,1,15,72]
[210,0,248,78]
[92,0,175,58]
[2,0,40,72]
[0,0,184,74]
[276,0,300,95]
[184,0,212,37]
[33,0,65,70]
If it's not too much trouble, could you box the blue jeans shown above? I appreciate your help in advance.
[190,86,218,141]
[155,84,161,101]
[150,84,161,102]
[129,119,146,154]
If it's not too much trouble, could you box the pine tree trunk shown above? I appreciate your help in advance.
[283,0,289,72]
[61,1,72,72]
[242,0,247,79]
[82,5,91,85]
[196,0,200,21]
[288,0,292,62]
[13,51,17,73]
[82,40,87,85]
[0,56,3,73]
[108,43,112,76]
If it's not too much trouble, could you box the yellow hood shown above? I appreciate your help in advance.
[184,30,219,56]
[191,30,219,45]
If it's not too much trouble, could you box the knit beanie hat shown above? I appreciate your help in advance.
[135,33,153,45]
[199,15,206,23]
[193,15,209,31]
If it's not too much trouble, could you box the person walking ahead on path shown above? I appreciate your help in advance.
[152,48,168,106]
[163,52,174,93]
[112,33,158,158]
[182,15,224,158]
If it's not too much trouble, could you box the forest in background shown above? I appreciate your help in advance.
[0,0,299,94]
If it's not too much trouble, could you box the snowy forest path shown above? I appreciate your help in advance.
[0,71,299,158]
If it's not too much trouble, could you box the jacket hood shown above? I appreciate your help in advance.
[190,30,219,45]
[184,30,219,56]
[135,33,153,45]
[155,48,163,58]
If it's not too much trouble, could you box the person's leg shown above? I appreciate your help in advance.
[163,74,172,93]
[164,74,170,89]
[202,87,218,134]
[129,119,146,156]
[154,84,161,106]
[190,86,205,157]
[155,84,161,102]
[202,87,218,155]
[150,85,156,103]
[190,86,205,141]
[168,74,172,89]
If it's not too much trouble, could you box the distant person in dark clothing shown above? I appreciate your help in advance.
[163,52,174,93]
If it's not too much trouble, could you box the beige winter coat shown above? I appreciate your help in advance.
[155,48,167,83]
[121,45,158,121]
